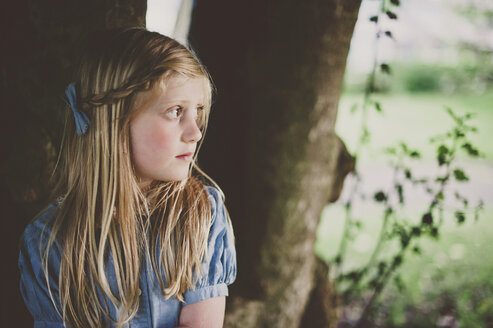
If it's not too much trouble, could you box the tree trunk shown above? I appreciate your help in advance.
[189,1,360,327]
[0,1,146,325]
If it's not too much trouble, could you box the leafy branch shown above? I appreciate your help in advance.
[326,0,485,326]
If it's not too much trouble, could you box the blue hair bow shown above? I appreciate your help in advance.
[65,82,90,136]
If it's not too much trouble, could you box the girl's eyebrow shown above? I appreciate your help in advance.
[157,99,204,106]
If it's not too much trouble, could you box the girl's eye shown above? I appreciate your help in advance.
[166,107,183,119]
[195,106,205,117]
[195,106,205,125]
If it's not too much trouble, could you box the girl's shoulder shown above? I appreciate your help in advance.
[183,185,236,304]
[204,184,220,198]
[205,186,224,218]
[20,201,60,247]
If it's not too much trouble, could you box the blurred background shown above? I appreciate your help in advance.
[315,0,493,326]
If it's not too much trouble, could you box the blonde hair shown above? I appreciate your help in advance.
[43,27,222,327]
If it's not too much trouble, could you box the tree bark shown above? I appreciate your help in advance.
[189,0,360,327]
[0,1,146,325]
[1,0,361,326]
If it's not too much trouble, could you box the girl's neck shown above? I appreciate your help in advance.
[138,178,153,191]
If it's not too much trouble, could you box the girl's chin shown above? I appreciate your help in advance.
[137,171,191,186]
[156,173,191,183]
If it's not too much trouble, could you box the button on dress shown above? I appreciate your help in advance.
[18,186,236,328]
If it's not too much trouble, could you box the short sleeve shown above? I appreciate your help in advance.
[183,186,237,305]
[18,205,65,327]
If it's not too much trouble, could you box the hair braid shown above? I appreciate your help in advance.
[80,67,169,109]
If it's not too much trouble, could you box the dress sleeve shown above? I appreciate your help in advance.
[183,186,237,305]
[18,207,65,327]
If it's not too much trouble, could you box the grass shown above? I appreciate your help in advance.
[378,208,493,327]
[315,201,493,326]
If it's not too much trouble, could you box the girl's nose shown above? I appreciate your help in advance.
[182,116,202,143]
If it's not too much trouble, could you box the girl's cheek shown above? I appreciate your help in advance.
[149,124,173,147]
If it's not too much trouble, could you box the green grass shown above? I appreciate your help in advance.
[315,204,493,326]
[381,208,493,327]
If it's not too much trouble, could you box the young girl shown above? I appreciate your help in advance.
[18,27,236,328]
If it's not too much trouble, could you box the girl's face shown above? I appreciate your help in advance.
[130,76,205,186]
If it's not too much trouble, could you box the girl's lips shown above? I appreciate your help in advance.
[176,152,193,161]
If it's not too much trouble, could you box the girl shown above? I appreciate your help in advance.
[18,27,236,328]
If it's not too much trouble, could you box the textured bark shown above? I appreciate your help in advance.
[0,1,146,325]
[299,258,341,328]
[189,0,361,327]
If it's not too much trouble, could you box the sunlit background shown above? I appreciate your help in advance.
[148,0,492,326]
[329,1,492,325]
[147,0,179,36]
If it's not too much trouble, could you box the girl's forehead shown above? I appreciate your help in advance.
[133,75,209,111]
[156,76,208,102]
[159,75,205,91]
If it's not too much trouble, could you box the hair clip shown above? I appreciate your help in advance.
[65,82,90,136]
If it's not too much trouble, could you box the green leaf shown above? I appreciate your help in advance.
[394,275,405,292]
[422,212,433,225]
[400,234,410,248]
[384,31,393,39]
[437,145,449,154]
[350,103,358,114]
[346,270,363,283]
[385,146,396,155]
[380,63,391,74]
[360,127,370,145]
[374,191,387,202]
[396,184,404,204]
[385,207,394,215]
[430,227,439,239]
[474,200,484,221]
[409,150,421,158]
[435,175,449,183]
[386,10,398,19]
[404,169,412,179]
[412,246,421,254]
[461,142,480,157]
[437,144,449,166]
[378,261,387,274]
[390,0,400,5]
[334,255,342,265]
[411,227,421,236]
[454,128,465,138]
[369,15,379,23]
[453,168,469,182]
[393,255,402,266]
[455,211,466,224]
[445,106,459,122]
[374,101,383,113]
[399,142,408,152]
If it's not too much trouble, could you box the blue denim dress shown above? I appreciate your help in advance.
[18,186,236,328]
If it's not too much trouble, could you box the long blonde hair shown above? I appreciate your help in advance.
[43,28,220,327]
